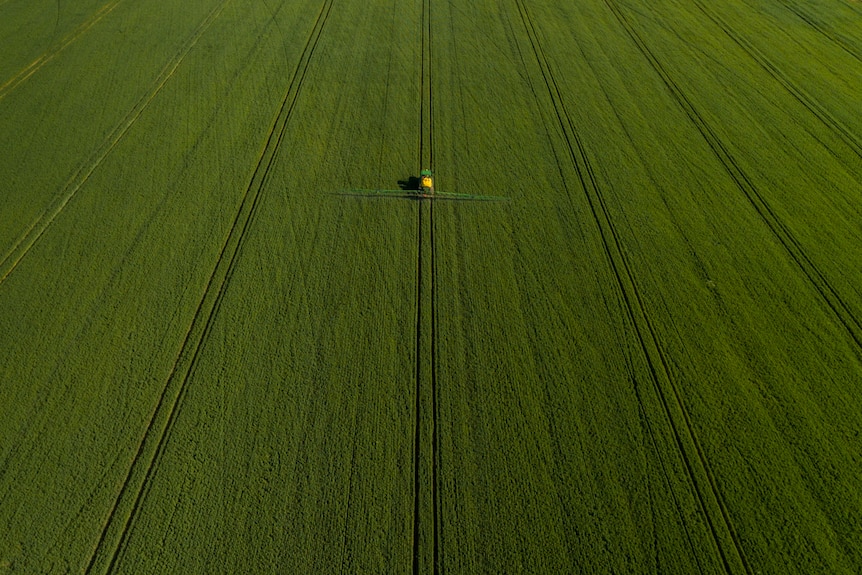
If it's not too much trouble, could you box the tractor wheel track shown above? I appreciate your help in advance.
[502,9,707,569]
[0,0,282,511]
[411,0,423,565]
[603,0,862,354]
[0,0,233,287]
[0,0,124,101]
[82,2,334,572]
[427,3,441,571]
[775,0,862,65]
[0,0,235,521]
[413,0,440,571]
[430,198,441,575]
[513,0,752,573]
[691,0,862,161]
[412,203,424,575]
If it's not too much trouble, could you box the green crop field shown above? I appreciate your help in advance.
[1,0,861,572]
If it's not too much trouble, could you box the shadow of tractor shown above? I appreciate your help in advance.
[398,176,421,191]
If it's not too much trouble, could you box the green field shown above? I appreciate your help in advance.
[1,0,861,572]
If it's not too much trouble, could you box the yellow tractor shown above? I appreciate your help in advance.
[419,169,434,195]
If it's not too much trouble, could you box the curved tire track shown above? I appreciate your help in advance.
[82,1,334,572]
[0,0,233,286]
[513,0,752,573]
[603,0,862,354]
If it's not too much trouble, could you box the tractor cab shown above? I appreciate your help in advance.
[420,169,434,195]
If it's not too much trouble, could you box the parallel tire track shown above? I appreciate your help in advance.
[776,0,862,64]
[692,0,862,160]
[604,0,862,353]
[412,4,423,562]
[0,0,124,101]
[413,0,438,570]
[412,202,424,575]
[430,198,441,575]
[513,0,751,573]
[427,2,441,571]
[0,0,233,287]
[82,2,334,572]
[411,1,424,566]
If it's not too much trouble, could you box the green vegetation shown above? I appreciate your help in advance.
[1,0,860,572]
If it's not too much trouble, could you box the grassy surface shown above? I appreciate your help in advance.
[1,0,860,572]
